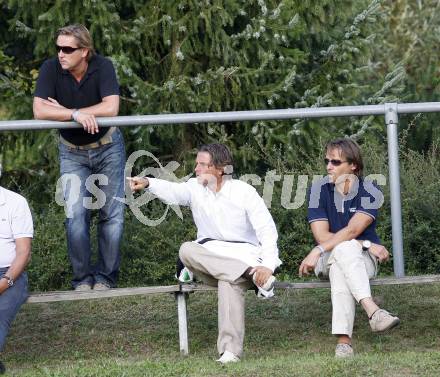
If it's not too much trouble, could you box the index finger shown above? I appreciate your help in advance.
[91,117,99,133]
[298,263,306,277]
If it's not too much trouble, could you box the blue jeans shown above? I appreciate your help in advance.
[0,268,28,351]
[59,128,126,288]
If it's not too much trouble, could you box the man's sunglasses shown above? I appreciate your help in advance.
[324,158,349,166]
[56,45,81,54]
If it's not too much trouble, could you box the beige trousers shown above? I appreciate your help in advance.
[179,241,252,357]
[315,239,377,338]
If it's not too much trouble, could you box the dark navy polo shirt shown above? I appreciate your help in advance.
[307,176,383,244]
[34,54,120,145]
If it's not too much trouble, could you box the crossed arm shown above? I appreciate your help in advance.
[33,95,119,135]
[298,212,389,276]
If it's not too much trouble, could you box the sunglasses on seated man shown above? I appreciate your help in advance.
[56,45,82,54]
[324,158,350,166]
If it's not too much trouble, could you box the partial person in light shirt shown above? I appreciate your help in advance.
[128,143,281,364]
[0,166,33,375]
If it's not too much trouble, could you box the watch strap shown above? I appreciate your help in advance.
[72,109,80,121]
[1,275,14,287]
[315,245,325,256]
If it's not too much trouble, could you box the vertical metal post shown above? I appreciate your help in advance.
[385,103,405,277]
[176,291,189,355]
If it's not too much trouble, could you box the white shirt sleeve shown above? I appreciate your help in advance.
[147,178,192,206]
[11,197,33,239]
[244,187,281,272]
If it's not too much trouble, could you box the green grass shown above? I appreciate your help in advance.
[3,284,440,376]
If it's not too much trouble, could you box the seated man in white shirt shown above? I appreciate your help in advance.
[128,143,281,364]
[0,178,33,375]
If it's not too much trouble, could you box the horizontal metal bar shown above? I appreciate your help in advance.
[2,102,440,131]
[397,102,440,114]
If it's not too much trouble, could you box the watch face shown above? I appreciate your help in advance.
[363,240,372,249]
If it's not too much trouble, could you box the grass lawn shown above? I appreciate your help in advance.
[2,283,440,376]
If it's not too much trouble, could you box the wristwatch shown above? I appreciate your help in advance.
[1,275,14,288]
[362,240,372,251]
[71,109,79,121]
[315,245,325,256]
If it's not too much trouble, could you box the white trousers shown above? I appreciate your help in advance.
[179,241,252,357]
[316,239,377,338]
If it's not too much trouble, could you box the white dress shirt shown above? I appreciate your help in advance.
[0,186,34,267]
[148,177,281,272]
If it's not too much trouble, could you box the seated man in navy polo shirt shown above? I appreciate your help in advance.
[299,138,399,358]
[33,24,125,291]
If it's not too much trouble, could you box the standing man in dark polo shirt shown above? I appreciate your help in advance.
[33,24,125,291]
[299,138,399,358]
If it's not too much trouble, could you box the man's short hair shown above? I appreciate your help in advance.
[325,138,363,177]
[198,143,233,174]
[55,24,96,60]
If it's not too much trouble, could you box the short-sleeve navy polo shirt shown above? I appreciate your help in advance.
[34,54,120,145]
[307,176,383,244]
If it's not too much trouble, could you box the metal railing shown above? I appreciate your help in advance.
[3,101,440,277]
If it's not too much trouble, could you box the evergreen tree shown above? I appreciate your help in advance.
[1,0,437,288]
[377,0,440,151]
[1,0,402,179]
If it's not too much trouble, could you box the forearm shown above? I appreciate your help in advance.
[0,244,31,294]
[313,229,334,244]
[33,101,74,121]
[318,225,360,252]
[260,250,280,273]
[258,229,280,272]
[5,248,31,281]
[79,96,119,117]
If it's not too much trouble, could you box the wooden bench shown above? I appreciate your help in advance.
[27,274,440,355]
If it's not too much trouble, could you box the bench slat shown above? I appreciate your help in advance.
[27,275,440,303]
[27,285,181,303]
[180,275,440,292]
[273,275,440,289]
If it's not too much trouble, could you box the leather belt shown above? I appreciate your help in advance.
[59,126,117,150]
[197,238,248,245]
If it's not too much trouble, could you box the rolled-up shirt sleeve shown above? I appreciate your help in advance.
[245,187,281,272]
